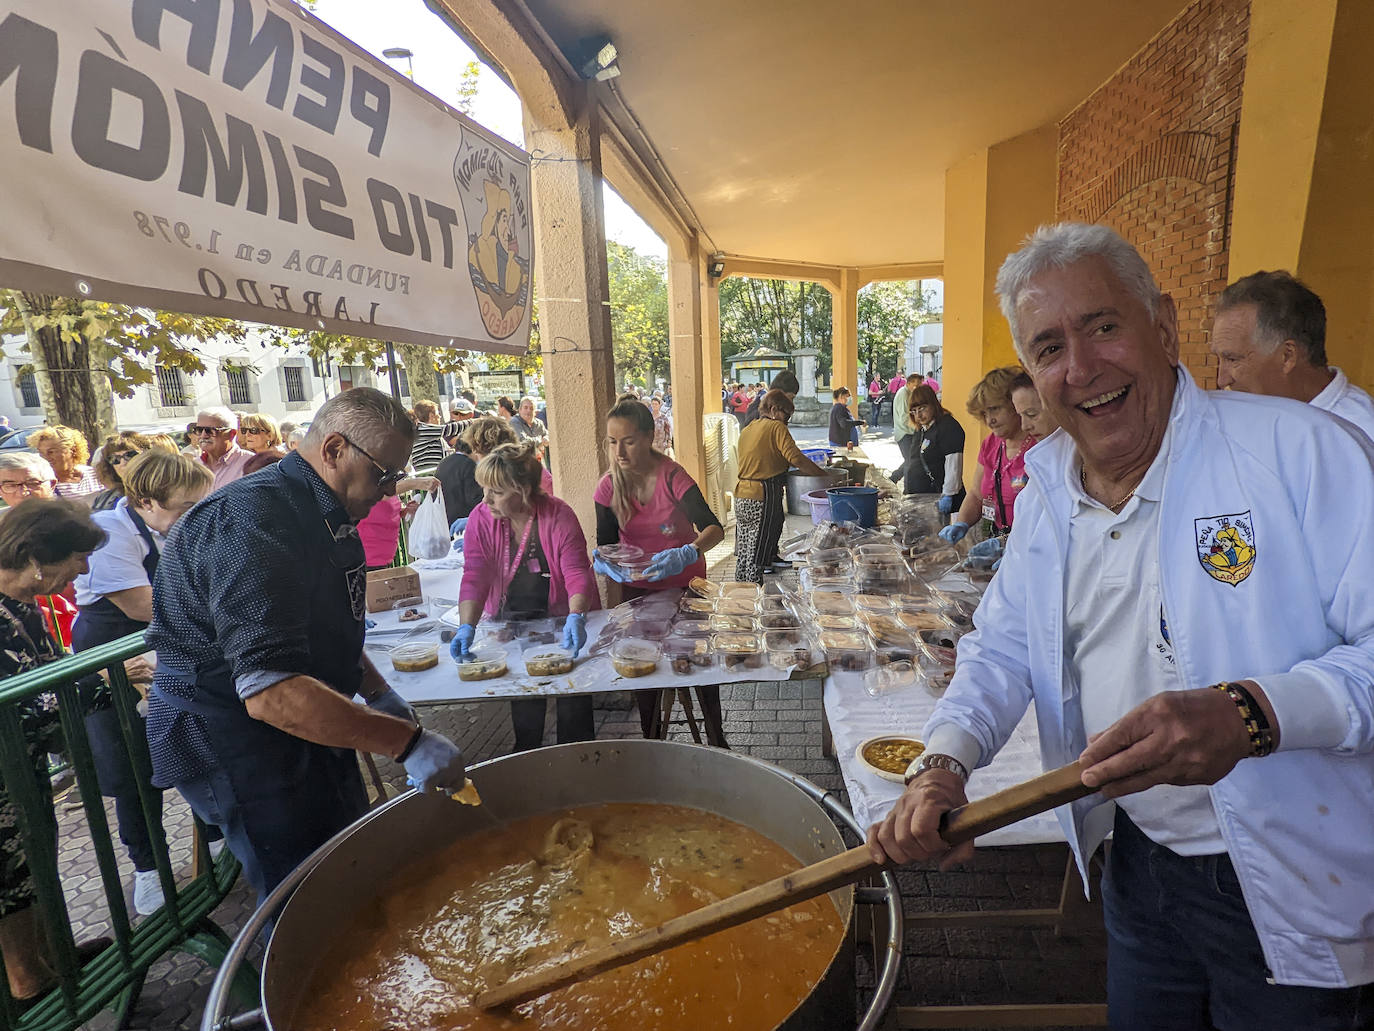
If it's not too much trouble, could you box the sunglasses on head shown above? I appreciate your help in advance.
[339,435,407,490]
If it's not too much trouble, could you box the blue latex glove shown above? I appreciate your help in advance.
[402,730,466,795]
[968,537,1004,560]
[645,543,699,582]
[937,494,956,515]
[991,557,1002,572]
[449,623,476,662]
[367,688,416,723]
[561,612,587,658]
[939,521,970,544]
[592,551,632,583]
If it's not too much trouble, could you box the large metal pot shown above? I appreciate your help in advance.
[787,467,846,515]
[202,741,900,1031]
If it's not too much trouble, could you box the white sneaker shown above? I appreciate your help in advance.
[208,839,226,860]
[133,869,165,916]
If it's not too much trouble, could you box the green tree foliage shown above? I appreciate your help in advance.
[606,241,669,390]
[856,280,939,381]
[0,292,247,444]
[719,277,832,368]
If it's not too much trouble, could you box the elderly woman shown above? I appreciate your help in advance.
[0,453,57,509]
[734,390,826,583]
[28,426,101,503]
[450,441,596,751]
[0,500,109,1006]
[940,365,1037,542]
[236,413,281,455]
[903,384,967,517]
[593,397,726,739]
[89,431,170,512]
[1010,370,1061,441]
[72,451,213,916]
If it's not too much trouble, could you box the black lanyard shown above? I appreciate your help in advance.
[991,441,1010,529]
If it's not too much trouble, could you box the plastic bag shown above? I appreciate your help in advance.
[408,488,451,559]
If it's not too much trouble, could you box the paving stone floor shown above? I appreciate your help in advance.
[56,424,1107,1030]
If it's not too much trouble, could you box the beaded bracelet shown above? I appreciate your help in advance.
[1211,681,1274,757]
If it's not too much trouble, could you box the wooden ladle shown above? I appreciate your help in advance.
[477,760,1092,1010]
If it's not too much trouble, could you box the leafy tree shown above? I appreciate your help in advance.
[0,292,247,444]
[719,276,831,371]
[606,241,669,390]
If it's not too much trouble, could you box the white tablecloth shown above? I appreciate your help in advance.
[824,670,1065,846]
[368,565,802,704]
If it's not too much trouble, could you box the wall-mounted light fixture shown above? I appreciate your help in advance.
[574,35,620,81]
[708,254,726,279]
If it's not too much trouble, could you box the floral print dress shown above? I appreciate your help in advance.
[0,593,63,916]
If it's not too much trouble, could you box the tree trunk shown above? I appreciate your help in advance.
[395,341,438,403]
[14,292,115,445]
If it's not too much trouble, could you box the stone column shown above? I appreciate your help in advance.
[701,259,722,410]
[522,84,617,543]
[793,348,820,399]
[830,267,860,398]
[667,232,706,485]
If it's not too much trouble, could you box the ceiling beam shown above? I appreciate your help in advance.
[858,262,944,288]
[717,255,842,291]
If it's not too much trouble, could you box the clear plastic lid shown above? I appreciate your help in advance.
[678,595,715,615]
[610,638,662,663]
[814,613,859,631]
[807,547,855,577]
[523,647,575,676]
[625,618,671,640]
[809,590,856,616]
[895,609,954,632]
[598,543,653,580]
[819,630,874,671]
[664,636,716,673]
[390,642,438,670]
[852,593,893,612]
[763,628,806,649]
[860,613,919,648]
[758,609,802,630]
[709,613,758,633]
[671,617,713,638]
[864,661,919,698]
[714,631,763,653]
[718,581,763,600]
[714,596,761,616]
[688,577,720,598]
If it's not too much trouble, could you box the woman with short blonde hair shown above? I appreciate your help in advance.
[91,431,173,512]
[940,364,1036,542]
[237,413,282,453]
[453,440,597,752]
[28,425,101,502]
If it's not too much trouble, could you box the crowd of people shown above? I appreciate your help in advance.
[2,227,1373,1024]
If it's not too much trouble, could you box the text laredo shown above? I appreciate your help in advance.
[0,2,529,278]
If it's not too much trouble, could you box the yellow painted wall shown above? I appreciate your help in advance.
[941,124,1058,483]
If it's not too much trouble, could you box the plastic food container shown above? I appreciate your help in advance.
[718,581,763,600]
[864,661,919,698]
[670,617,713,638]
[895,609,955,632]
[917,627,963,670]
[610,638,661,678]
[860,613,919,649]
[806,547,854,580]
[906,545,962,580]
[688,577,720,598]
[389,642,438,673]
[855,555,909,591]
[715,631,765,673]
[852,593,893,612]
[765,630,815,671]
[456,648,509,682]
[523,645,575,677]
[808,591,856,616]
[709,613,759,634]
[814,613,859,631]
[714,596,761,616]
[819,629,875,672]
[663,636,716,675]
[679,595,715,615]
[598,543,653,581]
[625,618,671,641]
[758,606,802,630]
[856,543,902,559]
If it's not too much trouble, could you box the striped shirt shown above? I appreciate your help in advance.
[409,423,446,474]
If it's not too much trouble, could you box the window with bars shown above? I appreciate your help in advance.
[339,365,363,391]
[17,371,39,408]
[312,355,331,379]
[156,366,187,408]
[283,366,306,402]
[225,367,253,405]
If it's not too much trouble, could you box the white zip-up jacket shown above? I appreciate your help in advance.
[926,367,1374,988]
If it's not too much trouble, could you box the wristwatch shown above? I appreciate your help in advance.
[903,752,970,786]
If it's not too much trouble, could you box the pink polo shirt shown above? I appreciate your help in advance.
[203,445,254,492]
[593,458,707,589]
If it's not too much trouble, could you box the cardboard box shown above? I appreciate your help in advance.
[365,566,423,614]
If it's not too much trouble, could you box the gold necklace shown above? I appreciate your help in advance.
[1080,466,1140,512]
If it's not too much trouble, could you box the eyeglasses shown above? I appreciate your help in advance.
[190,425,230,436]
[0,479,47,495]
[339,435,407,490]
[110,451,138,465]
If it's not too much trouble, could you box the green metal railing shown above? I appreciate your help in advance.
[0,632,255,1031]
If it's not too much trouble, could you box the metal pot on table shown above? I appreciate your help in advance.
[202,740,902,1031]
[787,467,846,516]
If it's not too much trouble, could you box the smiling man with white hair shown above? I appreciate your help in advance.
[192,405,253,490]
[868,222,1374,1028]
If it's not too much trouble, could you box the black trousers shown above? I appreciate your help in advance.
[890,433,915,483]
[510,696,595,751]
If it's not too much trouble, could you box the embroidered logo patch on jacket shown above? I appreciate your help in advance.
[1194,511,1256,586]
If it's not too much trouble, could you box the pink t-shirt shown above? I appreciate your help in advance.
[358,495,402,567]
[977,433,1036,531]
[593,458,707,589]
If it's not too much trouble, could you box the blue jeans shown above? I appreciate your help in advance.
[1103,807,1374,1030]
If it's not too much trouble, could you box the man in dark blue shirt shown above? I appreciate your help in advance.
[146,388,466,903]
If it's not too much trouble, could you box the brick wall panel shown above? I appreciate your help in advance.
[1057,0,1250,388]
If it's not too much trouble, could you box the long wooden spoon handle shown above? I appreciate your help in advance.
[476,760,1090,1011]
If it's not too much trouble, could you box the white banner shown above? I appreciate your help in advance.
[0,0,533,354]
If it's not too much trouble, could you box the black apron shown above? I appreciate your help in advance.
[71,506,159,797]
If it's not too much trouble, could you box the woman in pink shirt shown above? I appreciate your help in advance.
[451,441,597,750]
[939,365,1037,543]
[357,474,439,570]
[592,397,725,739]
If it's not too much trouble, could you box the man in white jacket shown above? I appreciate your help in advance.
[1209,269,1374,443]
[868,223,1374,1029]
